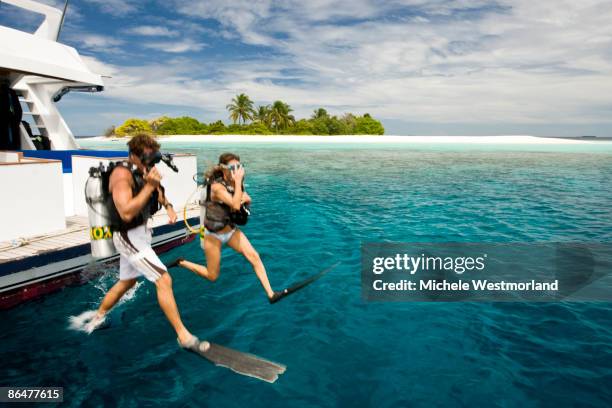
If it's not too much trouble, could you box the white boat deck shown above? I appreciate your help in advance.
[0,205,200,264]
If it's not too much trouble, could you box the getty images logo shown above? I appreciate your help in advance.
[372,253,488,275]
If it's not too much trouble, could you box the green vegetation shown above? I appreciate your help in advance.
[109,94,384,137]
[156,116,208,134]
[115,118,151,136]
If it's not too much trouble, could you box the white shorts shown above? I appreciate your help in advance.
[113,224,167,282]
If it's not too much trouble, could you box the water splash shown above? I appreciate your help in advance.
[68,310,105,334]
[119,281,143,305]
[68,277,143,333]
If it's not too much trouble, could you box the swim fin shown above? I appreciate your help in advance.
[269,262,339,304]
[181,338,286,383]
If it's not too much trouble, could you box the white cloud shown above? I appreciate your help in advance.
[83,56,227,97]
[82,0,138,16]
[142,39,206,53]
[176,0,274,45]
[182,0,612,124]
[76,34,123,49]
[124,26,179,37]
[78,0,612,128]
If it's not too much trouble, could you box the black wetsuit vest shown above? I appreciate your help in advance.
[204,177,250,232]
[105,162,160,232]
[204,178,234,232]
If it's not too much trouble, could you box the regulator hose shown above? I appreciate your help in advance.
[183,183,204,236]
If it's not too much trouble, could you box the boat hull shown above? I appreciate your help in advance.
[0,219,198,310]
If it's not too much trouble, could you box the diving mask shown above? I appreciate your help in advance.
[221,163,243,171]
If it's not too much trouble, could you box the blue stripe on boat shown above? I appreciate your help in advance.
[20,150,128,173]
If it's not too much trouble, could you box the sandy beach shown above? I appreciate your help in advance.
[87,135,598,144]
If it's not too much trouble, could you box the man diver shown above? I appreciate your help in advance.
[83,134,197,349]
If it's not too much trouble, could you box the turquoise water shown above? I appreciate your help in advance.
[2,140,612,407]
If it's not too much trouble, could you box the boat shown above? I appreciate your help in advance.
[0,0,199,309]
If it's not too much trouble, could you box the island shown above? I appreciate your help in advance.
[105,94,385,137]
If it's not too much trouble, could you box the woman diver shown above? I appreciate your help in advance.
[171,153,287,303]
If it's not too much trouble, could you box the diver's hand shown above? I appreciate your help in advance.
[144,166,162,189]
[232,166,245,183]
[167,206,177,224]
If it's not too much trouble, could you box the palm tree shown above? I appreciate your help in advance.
[269,100,295,131]
[226,93,255,125]
[254,105,271,127]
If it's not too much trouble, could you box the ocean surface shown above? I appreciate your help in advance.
[2,139,612,407]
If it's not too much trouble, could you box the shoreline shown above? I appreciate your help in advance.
[82,135,601,144]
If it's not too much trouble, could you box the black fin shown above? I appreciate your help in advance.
[269,262,339,304]
[166,257,184,269]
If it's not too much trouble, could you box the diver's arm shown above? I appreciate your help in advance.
[229,167,245,209]
[157,186,164,204]
[157,185,177,224]
[211,183,243,211]
[242,191,252,204]
[157,185,172,207]
[231,182,243,210]
[111,167,158,222]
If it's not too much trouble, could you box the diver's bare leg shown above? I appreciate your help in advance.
[155,272,192,345]
[178,236,221,282]
[227,229,274,298]
[96,278,137,317]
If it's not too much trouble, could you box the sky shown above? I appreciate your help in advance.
[2,0,612,136]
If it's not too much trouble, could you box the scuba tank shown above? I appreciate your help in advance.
[85,164,116,259]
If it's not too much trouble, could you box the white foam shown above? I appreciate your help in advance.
[119,281,143,304]
[68,310,106,334]
[68,280,143,334]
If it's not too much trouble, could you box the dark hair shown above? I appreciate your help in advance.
[127,133,160,157]
[218,152,240,164]
[205,152,241,181]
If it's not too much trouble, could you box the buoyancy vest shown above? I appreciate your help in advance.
[204,177,234,232]
[103,161,160,232]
